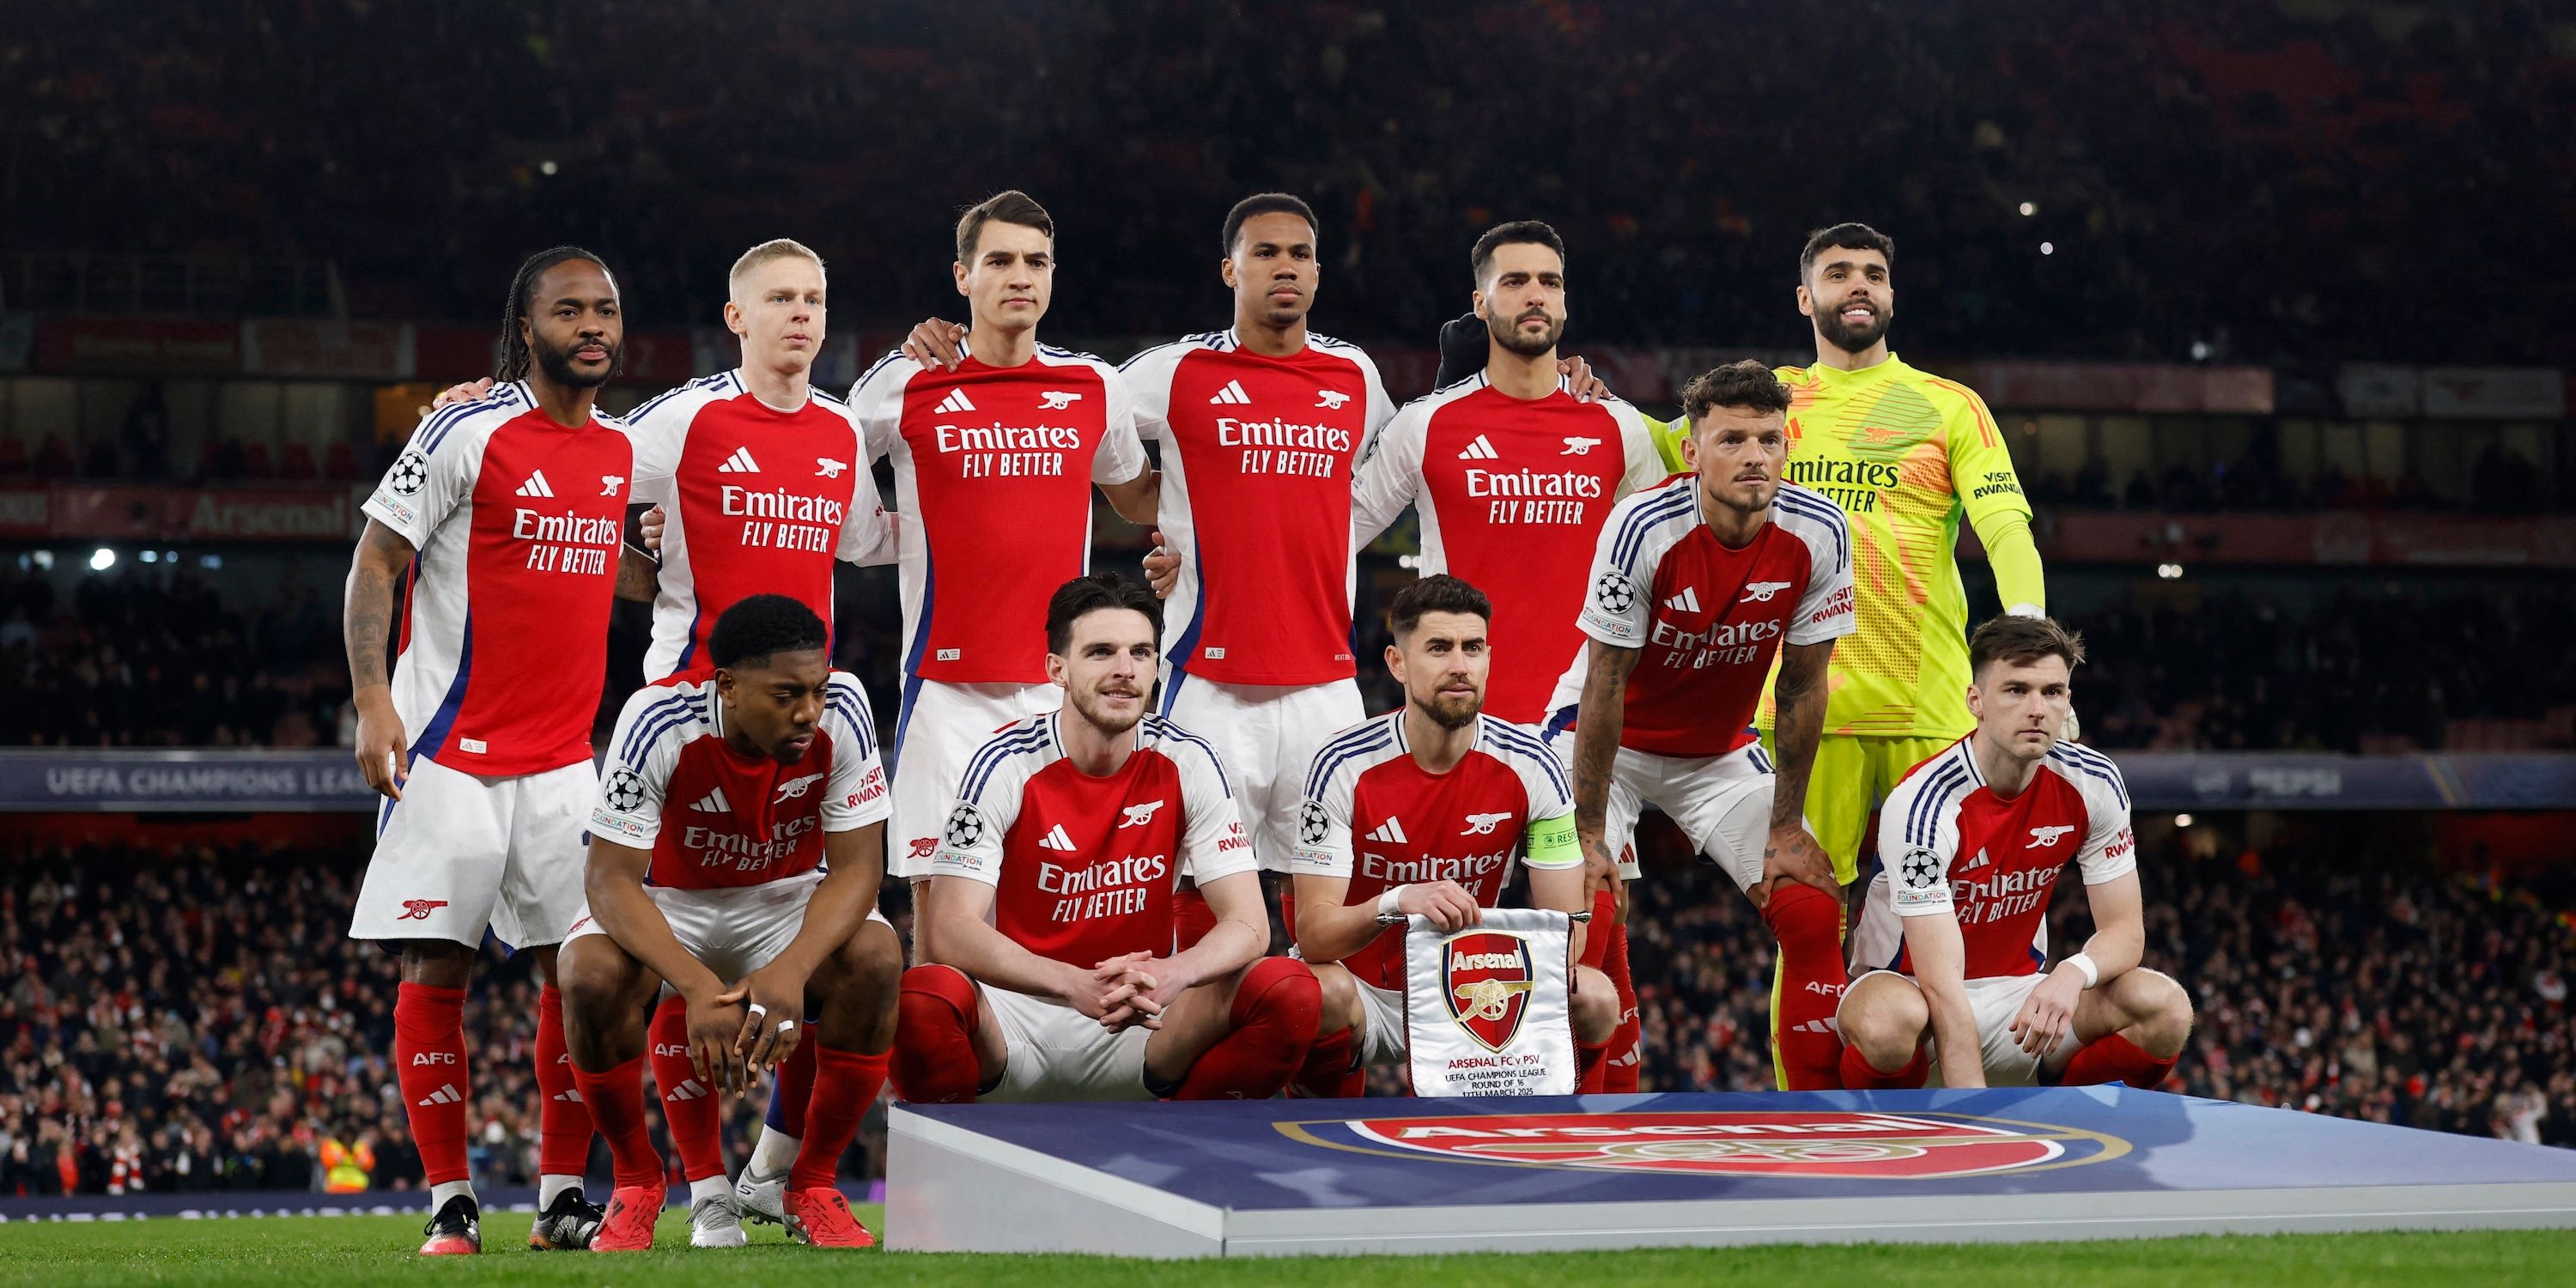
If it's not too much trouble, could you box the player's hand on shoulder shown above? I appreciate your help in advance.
[2060,706,2082,744]
[638,504,665,555]
[2012,969,2083,1059]
[425,377,495,416]
[1557,354,1610,404]
[1143,530,1180,599]
[683,987,750,1093]
[1399,881,1482,933]
[352,694,408,800]
[1757,826,1838,905]
[902,319,968,371]
[725,966,808,1076]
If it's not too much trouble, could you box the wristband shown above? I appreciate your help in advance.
[1377,885,1411,920]
[2007,603,2044,618]
[2063,952,2099,989]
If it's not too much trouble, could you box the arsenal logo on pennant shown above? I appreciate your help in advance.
[1442,931,1537,1054]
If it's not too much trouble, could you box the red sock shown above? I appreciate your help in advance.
[1840,1042,1929,1090]
[1577,1035,1612,1091]
[1175,958,1321,1100]
[1765,882,1846,1091]
[647,997,724,1182]
[1172,885,1216,953]
[533,986,593,1181]
[891,965,981,1103]
[1291,1024,1362,1098]
[393,982,471,1186]
[772,1039,817,1137]
[1279,889,1297,940]
[1603,910,1641,1092]
[790,1045,890,1191]
[570,1054,665,1190]
[2057,1033,2178,1090]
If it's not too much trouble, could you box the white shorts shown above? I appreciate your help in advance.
[890,679,1060,879]
[564,872,893,983]
[1353,977,1408,1069]
[1839,969,2046,1088]
[351,755,592,949]
[1544,730,1774,887]
[980,984,1153,1103]
[1161,669,1364,872]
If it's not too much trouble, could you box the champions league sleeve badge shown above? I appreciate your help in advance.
[1404,907,1579,1097]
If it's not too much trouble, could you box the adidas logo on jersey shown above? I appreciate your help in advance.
[935,389,977,414]
[1208,380,1253,405]
[1039,823,1079,852]
[514,471,555,498]
[416,1083,463,1107]
[1038,390,1082,409]
[1663,586,1702,612]
[1365,817,1408,844]
[665,1078,709,1103]
[690,787,733,813]
[1957,848,1992,872]
[718,447,762,474]
[1456,434,1500,460]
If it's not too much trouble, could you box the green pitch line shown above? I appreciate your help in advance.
[1,1208,2571,1288]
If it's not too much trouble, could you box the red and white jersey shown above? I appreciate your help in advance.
[587,671,890,890]
[1351,375,1663,721]
[361,381,632,776]
[1288,711,1577,992]
[930,713,1253,968]
[848,348,1149,684]
[1121,330,1393,685]
[1864,738,2136,980]
[624,370,895,679]
[1546,479,1855,756]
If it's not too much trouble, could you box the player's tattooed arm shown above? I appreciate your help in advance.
[614,545,658,603]
[344,519,416,799]
[1571,638,1640,886]
[1762,638,1839,898]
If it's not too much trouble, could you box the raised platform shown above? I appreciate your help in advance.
[887,1088,2576,1256]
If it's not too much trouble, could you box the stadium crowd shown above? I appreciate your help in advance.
[5,829,2570,1196]
[6,0,2562,365]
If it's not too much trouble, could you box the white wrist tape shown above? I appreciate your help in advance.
[1378,885,1411,920]
[2064,952,2100,989]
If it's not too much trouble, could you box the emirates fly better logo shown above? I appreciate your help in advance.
[1282,1109,2125,1179]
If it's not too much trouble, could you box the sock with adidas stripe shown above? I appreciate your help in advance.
[393,982,472,1188]
[534,985,595,1200]
[572,1054,667,1190]
[648,996,726,1182]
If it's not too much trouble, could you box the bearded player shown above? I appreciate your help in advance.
[345,248,630,1254]
[1546,361,1856,1091]
[1838,615,2190,1091]
[566,596,900,1250]
[888,574,1320,1102]
[1288,576,1616,1094]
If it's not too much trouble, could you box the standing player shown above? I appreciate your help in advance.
[343,247,631,1255]
[1351,220,1664,725]
[1546,361,1856,1091]
[1756,223,2049,890]
[1838,615,2190,1090]
[845,191,1157,957]
[899,192,1394,896]
[1289,576,1616,1093]
[566,596,901,1250]
[889,575,1321,1103]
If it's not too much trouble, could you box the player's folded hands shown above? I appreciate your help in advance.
[724,965,808,1076]
[682,988,750,1094]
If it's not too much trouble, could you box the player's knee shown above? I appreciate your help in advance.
[890,964,981,1103]
[1234,957,1321,1043]
[1309,963,1360,1036]
[554,938,634,1018]
[1573,966,1619,1045]
[897,964,977,1033]
[2127,969,2194,1058]
[833,922,905,1000]
[1838,983,1923,1066]
[398,939,475,989]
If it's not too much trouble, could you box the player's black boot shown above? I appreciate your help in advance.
[418,1194,483,1255]
[529,1187,605,1250]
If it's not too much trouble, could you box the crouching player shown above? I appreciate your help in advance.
[562,595,902,1250]
[891,574,1320,1103]
[1290,575,1617,1094]
[1838,615,2192,1090]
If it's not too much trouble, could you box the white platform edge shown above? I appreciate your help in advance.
[889,1108,2576,1258]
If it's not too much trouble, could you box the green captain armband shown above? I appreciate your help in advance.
[1525,813,1582,869]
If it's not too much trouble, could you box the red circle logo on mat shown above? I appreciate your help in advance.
[1327,1111,2101,1178]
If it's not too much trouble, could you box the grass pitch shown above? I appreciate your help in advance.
[3,1206,2572,1287]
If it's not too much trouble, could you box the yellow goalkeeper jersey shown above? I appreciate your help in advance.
[1640,357,2033,739]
